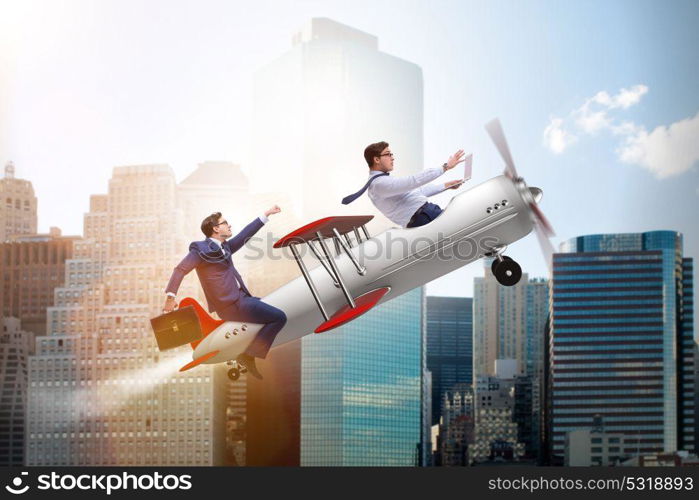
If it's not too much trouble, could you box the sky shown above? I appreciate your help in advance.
[1,0,698,330]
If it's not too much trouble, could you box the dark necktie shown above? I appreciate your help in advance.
[231,266,251,296]
[341,172,389,205]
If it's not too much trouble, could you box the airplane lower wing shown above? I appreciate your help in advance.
[314,287,391,333]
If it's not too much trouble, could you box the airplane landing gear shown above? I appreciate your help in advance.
[491,255,512,275]
[486,247,522,287]
[227,362,247,381]
[491,256,522,286]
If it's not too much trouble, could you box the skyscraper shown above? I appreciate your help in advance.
[437,384,474,466]
[549,231,695,459]
[246,341,302,466]
[243,192,304,466]
[176,161,255,465]
[695,341,699,454]
[177,161,251,243]
[251,18,423,227]
[426,296,473,426]
[0,231,78,335]
[469,373,526,464]
[0,317,33,465]
[300,287,424,466]
[473,269,549,381]
[0,161,37,241]
[513,374,538,460]
[252,17,427,466]
[473,269,549,458]
[26,165,226,465]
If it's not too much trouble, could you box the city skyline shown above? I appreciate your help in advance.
[1,161,695,465]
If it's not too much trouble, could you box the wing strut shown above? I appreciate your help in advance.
[333,228,366,275]
[307,241,340,287]
[290,244,329,320]
[316,231,356,309]
[274,215,375,319]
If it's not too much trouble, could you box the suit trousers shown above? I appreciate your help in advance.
[406,202,443,228]
[218,294,287,359]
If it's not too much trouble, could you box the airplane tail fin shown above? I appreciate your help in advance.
[179,297,224,349]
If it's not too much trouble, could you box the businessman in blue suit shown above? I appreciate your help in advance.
[163,207,286,380]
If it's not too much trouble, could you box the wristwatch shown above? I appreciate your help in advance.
[442,162,448,172]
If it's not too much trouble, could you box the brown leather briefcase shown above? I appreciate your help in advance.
[150,306,203,351]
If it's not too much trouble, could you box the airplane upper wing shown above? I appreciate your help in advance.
[274,215,374,248]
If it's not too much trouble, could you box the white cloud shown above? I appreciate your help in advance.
[544,83,699,179]
[610,84,649,109]
[575,106,611,134]
[610,120,641,136]
[543,117,577,154]
[572,85,648,135]
[617,110,699,178]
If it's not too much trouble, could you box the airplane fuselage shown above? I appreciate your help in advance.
[191,175,536,366]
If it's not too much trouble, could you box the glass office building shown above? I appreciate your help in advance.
[550,231,695,459]
[301,288,423,466]
[426,296,473,426]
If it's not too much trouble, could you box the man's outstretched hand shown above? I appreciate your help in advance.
[444,179,464,190]
[265,205,281,217]
[444,149,466,171]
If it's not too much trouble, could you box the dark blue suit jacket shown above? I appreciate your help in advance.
[166,217,265,313]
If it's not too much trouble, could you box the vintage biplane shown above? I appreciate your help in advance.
[165,119,556,380]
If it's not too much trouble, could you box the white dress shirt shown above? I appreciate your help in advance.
[367,167,446,227]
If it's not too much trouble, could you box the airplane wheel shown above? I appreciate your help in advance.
[493,258,521,286]
[227,368,240,381]
[491,255,512,275]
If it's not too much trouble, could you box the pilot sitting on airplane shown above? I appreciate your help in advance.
[162,208,287,380]
[342,141,466,228]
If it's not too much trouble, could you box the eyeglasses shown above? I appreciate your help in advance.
[214,220,229,227]
[380,152,394,158]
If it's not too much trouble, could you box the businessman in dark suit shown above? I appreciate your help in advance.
[163,207,286,380]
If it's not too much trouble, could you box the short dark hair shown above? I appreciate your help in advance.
[364,141,389,167]
[201,212,222,237]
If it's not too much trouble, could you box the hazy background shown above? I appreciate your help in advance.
[1,0,697,333]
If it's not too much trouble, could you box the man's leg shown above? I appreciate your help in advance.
[220,296,287,359]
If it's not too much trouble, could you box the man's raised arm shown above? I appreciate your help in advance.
[225,205,281,254]
[370,150,466,197]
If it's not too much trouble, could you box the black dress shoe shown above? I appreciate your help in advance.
[236,353,263,380]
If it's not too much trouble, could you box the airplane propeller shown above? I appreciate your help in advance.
[485,118,556,271]
[485,118,519,180]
